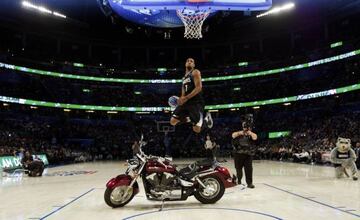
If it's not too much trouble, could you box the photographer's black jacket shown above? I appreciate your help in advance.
[233,135,256,155]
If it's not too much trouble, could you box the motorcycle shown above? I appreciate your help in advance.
[104,136,237,208]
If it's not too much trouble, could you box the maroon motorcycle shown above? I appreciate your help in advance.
[104,137,237,208]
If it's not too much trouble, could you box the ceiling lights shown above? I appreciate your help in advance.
[22,1,67,19]
[257,3,295,18]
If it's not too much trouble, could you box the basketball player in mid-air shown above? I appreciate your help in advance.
[170,58,213,133]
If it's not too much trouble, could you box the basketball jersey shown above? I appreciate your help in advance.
[182,70,204,104]
[336,151,350,159]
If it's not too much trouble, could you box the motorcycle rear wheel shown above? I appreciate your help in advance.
[194,175,225,204]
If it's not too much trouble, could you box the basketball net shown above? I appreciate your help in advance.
[176,9,210,39]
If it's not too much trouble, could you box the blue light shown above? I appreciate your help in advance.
[107,0,272,28]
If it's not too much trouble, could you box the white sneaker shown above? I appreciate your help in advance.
[204,112,213,129]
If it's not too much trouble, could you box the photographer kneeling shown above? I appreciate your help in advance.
[21,151,44,177]
[232,122,257,188]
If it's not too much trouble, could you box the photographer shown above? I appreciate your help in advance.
[232,121,257,188]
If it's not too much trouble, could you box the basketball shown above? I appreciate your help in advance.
[168,96,179,108]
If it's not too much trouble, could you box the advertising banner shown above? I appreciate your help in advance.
[0,154,49,170]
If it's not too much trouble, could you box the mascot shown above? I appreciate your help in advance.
[330,137,358,181]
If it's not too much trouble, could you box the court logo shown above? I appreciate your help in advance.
[45,170,97,177]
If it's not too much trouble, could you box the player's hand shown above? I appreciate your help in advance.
[178,96,188,106]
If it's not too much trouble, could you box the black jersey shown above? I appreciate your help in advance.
[336,151,350,159]
[182,70,204,104]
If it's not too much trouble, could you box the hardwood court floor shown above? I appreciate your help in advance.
[1,160,359,220]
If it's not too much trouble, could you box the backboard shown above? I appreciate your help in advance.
[117,0,272,11]
[107,0,272,38]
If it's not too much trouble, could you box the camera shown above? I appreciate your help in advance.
[242,114,254,130]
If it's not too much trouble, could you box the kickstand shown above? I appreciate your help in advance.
[159,200,165,211]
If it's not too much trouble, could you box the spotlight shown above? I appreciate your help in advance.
[257,2,295,18]
[22,1,67,19]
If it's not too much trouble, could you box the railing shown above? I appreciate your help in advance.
[0,83,359,111]
[0,49,359,83]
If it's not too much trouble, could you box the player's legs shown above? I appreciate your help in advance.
[204,112,213,129]
[193,126,201,133]
[170,116,191,126]
[188,103,213,133]
[171,105,190,126]
[170,117,180,126]
[192,116,203,133]
[189,104,204,133]
[172,102,212,133]
[192,112,213,133]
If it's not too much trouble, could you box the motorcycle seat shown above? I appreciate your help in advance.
[178,159,215,179]
[178,164,197,179]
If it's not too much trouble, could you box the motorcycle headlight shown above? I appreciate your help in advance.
[127,158,139,166]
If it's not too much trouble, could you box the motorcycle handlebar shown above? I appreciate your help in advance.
[135,140,169,163]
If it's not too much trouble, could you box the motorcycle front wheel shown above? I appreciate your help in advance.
[194,175,225,204]
[104,185,135,208]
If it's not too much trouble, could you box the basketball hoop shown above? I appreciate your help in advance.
[176,9,211,39]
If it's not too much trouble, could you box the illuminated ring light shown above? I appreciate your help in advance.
[0,49,359,83]
[0,83,359,112]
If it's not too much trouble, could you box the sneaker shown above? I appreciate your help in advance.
[204,112,213,129]
[247,184,255,189]
[353,174,358,181]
